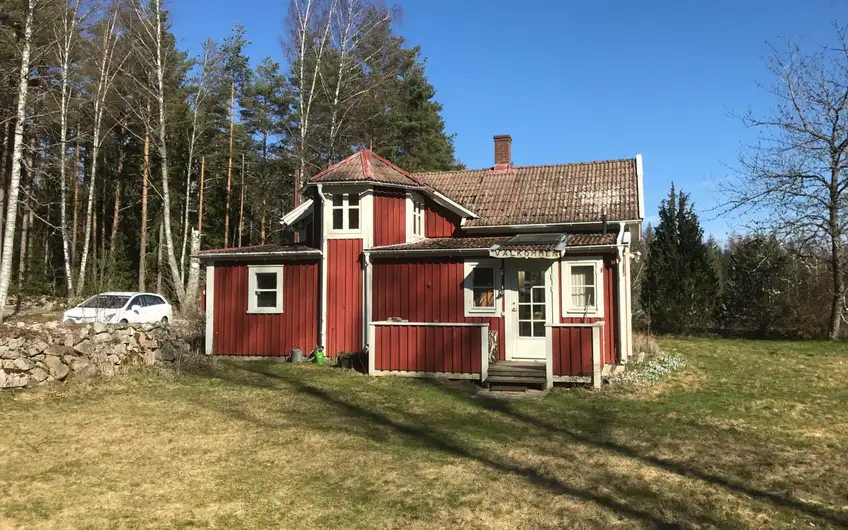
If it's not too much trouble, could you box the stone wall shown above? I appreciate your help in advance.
[0,321,194,389]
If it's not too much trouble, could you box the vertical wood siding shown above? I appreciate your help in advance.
[425,203,460,237]
[559,256,618,368]
[374,325,483,373]
[551,326,594,376]
[373,189,406,246]
[327,239,364,356]
[213,262,319,355]
[371,258,506,360]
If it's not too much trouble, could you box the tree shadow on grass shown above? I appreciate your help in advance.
[411,378,848,528]
[186,361,744,529]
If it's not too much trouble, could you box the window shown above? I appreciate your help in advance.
[412,200,424,239]
[464,260,501,316]
[330,193,360,232]
[563,260,603,316]
[248,265,284,314]
[517,269,546,337]
[142,295,165,307]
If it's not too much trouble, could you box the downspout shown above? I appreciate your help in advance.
[318,184,328,350]
[616,222,627,364]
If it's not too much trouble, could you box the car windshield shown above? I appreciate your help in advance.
[79,295,130,309]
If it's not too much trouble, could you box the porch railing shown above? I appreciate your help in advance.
[545,322,605,389]
[368,321,489,381]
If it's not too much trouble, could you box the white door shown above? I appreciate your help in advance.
[505,262,552,361]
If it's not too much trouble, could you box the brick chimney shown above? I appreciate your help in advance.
[493,135,512,171]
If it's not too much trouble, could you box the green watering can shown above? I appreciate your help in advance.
[315,347,325,366]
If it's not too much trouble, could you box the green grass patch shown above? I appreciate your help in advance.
[1,338,847,529]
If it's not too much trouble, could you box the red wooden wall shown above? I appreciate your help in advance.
[373,188,406,246]
[371,259,506,359]
[327,239,364,356]
[212,262,319,355]
[425,203,460,238]
[559,257,618,366]
[373,324,483,373]
[551,326,594,376]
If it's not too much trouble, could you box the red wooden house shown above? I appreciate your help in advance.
[197,135,644,388]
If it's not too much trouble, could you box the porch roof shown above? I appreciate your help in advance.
[367,233,618,258]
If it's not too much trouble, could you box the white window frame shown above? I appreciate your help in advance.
[405,192,426,242]
[328,192,362,234]
[463,259,502,317]
[411,199,425,240]
[247,264,284,314]
[562,259,604,318]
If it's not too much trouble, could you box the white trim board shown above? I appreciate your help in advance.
[205,265,215,355]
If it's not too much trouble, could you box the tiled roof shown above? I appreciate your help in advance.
[567,233,618,246]
[369,233,617,254]
[414,159,639,227]
[370,237,509,252]
[309,149,424,187]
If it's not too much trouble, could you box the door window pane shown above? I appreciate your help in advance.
[332,209,344,230]
[349,209,360,229]
[519,322,532,337]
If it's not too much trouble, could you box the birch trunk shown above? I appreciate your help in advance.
[71,131,79,270]
[0,0,37,318]
[156,219,163,294]
[75,8,119,296]
[109,132,126,258]
[197,156,204,234]
[184,228,201,310]
[224,80,234,247]
[0,122,8,265]
[139,104,150,291]
[55,0,81,298]
[150,0,186,303]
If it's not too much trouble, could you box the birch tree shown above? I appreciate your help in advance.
[722,26,848,339]
[50,0,86,298]
[0,0,38,318]
[127,0,185,304]
[287,0,337,187]
[75,3,122,296]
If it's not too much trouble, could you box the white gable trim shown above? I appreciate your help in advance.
[281,199,314,226]
[636,154,644,220]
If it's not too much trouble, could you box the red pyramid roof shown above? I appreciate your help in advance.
[308,149,424,187]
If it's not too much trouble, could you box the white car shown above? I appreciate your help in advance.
[62,292,173,325]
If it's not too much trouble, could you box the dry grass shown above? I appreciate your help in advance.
[1,338,847,529]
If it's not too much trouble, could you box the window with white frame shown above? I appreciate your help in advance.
[463,260,501,316]
[248,265,284,314]
[563,260,603,316]
[330,193,360,232]
[411,200,424,239]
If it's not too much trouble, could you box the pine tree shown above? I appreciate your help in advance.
[642,185,718,333]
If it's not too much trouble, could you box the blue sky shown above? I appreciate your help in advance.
[169,0,848,237]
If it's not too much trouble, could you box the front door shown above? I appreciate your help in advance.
[505,262,552,361]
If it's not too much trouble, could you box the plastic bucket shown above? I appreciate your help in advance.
[290,349,303,363]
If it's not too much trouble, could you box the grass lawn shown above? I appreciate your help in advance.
[1,338,847,529]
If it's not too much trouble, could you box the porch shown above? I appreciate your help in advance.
[367,320,605,388]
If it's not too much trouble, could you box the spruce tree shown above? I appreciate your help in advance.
[642,185,718,333]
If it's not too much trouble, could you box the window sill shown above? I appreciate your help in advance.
[247,309,284,315]
[564,309,603,319]
[464,308,501,318]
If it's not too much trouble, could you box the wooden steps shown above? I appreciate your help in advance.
[486,361,546,386]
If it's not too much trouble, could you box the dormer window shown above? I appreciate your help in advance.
[411,200,424,239]
[330,193,360,232]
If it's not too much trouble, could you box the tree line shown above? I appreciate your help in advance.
[640,24,848,340]
[0,0,459,315]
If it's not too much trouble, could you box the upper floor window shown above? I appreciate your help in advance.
[331,193,360,232]
[412,200,424,239]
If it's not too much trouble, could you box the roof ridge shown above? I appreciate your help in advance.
[413,157,637,176]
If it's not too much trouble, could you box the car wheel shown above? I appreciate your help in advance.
[119,319,128,324]
[160,316,169,325]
